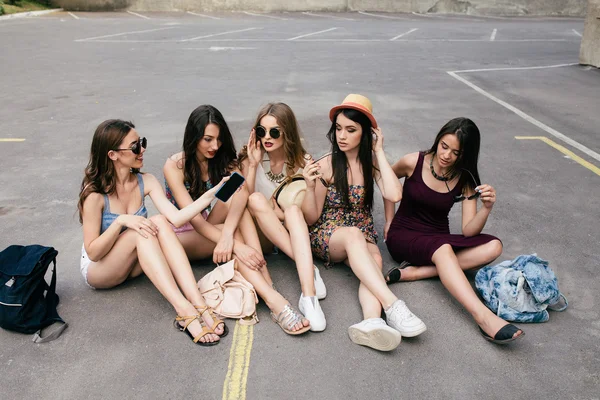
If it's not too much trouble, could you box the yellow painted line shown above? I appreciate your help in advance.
[222,321,254,400]
[516,136,600,176]
[0,138,26,142]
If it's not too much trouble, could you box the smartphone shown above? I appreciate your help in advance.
[214,172,245,203]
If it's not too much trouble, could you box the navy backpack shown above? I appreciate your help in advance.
[0,245,68,342]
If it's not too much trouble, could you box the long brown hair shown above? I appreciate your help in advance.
[77,119,136,223]
[239,102,307,175]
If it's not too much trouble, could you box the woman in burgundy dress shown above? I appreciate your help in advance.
[383,117,524,344]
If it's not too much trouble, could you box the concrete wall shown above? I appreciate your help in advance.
[51,0,588,16]
[580,0,600,67]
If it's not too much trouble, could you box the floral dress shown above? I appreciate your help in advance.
[309,184,378,267]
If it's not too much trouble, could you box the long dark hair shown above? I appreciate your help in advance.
[182,105,237,200]
[426,117,481,193]
[238,102,307,174]
[78,119,137,223]
[326,109,375,210]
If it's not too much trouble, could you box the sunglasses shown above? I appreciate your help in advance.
[449,169,481,203]
[114,137,147,155]
[255,126,281,139]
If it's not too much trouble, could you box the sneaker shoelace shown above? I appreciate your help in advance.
[390,301,415,320]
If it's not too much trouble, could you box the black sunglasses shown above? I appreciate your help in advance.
[114,137,147,155]
[448,169,481,203]
[255,126,281,139]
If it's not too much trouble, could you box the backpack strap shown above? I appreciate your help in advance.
[32,258,67,343]
[32,321,68,343]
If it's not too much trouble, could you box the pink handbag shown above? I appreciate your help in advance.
[197,259,259,325]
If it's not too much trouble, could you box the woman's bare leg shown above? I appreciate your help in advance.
[345,243,384,320]
[249,194,316,296]
[87,227,218,342]
[431,244,521,339]
[394,240,503,282]
[150,215,224,335]
[236,260,309,332]
[328,227,397,309]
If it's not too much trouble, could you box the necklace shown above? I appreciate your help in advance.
[429,155,455,182]
[263,158,287,183]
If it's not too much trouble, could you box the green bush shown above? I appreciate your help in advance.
[0,5,4,16]
[7,0,23,6]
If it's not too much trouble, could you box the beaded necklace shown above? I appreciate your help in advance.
[263,158,287,183]
[429,155,455,182]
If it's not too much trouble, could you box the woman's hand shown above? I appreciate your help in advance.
[233,242,266,270]
[247,129,264,167]
[117,215,158,238]
[213,234,234,264]
[302,156,322,190]
[372,126,384,153]
[203,176,230,199]
[476,184,497,209]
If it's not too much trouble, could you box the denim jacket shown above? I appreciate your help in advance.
[475,254,568,323]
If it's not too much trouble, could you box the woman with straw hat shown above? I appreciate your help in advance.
[301,94,427,351]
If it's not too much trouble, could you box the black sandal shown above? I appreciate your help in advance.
[384,261,411,284]
[479,324,524,344]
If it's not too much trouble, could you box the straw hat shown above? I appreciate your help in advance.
[329,94,377,128]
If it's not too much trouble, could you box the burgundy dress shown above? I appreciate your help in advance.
[385,152,499,266]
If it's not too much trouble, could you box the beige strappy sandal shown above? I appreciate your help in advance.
[195,305,229,338]
[174,314,218,346]
[270,304,311,335]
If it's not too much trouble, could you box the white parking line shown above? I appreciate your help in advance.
[572,29,582,37]
[490,28,497,41]
[243,11,287,20]
[390,28,418,41]
[302,12,354,21]
[181,27,261,42]
[68,12,79,20]
[358,11,411,20]
[127,11,150,20]
[187,11,220,20]
[288,27,337,41]
[447,63,600,162]
[75,27,175,42]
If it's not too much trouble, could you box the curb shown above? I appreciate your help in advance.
[0,8,63,21]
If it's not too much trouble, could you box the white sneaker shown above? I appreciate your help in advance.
[314,266,327,300]
[385,299,427,337]
[298,294,326,332]
[348,318,402,351]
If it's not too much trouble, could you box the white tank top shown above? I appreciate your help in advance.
[254,162,303,199]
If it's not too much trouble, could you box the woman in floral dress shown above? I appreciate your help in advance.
[301,94,427,352]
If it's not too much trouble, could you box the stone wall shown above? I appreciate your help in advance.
[52,0,587,16]
[580,0,600,67]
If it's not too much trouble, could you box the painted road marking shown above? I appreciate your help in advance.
[187,11,220,20]
[243,11,288,20]
[572,29,582,37]
[0,138,26,142]
[68,12,79,20]
[515,136,600,176]
[490,28,497,41]
[181,27,261,42]
[447,64,600,163]
[288,27,337,41]
[222,321,254,400]
[390,28,418,41]
[302,11,354,21]
[127,11,150,20]
[358,11,411,20]
[75,27,175,42]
